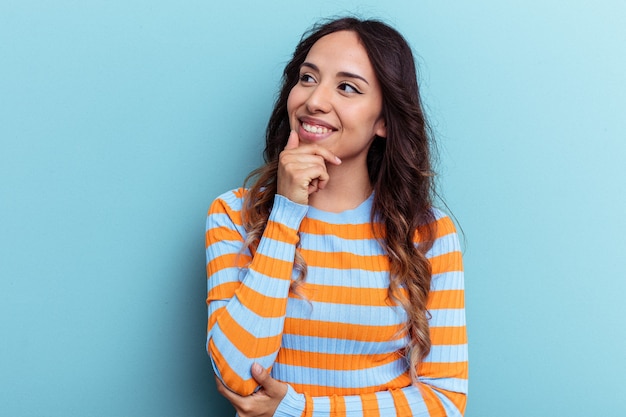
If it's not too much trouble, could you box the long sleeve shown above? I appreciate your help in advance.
[205,190,308,395]
[272,213,468,416]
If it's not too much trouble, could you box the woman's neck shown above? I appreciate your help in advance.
[307,161,372,213]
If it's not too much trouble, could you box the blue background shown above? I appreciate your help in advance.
[1,1,625,416]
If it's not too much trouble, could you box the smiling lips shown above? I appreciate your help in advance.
[301,121,333,135]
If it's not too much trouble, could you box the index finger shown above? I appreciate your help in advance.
[283,130,300,150]
[283,131,341,165]
[308,145,342,166]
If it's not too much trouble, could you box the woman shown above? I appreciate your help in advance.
[205,17,467,416]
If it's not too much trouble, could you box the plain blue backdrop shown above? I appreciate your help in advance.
[1,1,625,416]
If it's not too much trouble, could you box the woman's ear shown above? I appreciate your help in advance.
[375,118,387,138]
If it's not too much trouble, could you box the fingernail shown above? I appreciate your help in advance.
[252,363,263,374]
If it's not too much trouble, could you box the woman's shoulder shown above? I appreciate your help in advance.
[213,187,247,202]
[208,187,247,214]
[425,207,463,255]
[418,207,461,245]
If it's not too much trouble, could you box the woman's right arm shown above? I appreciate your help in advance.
[208,131,339,396]
[205,190,308,396]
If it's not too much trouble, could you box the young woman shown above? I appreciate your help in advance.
[205,17,467,416]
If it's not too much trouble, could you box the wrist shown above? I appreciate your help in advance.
[269,194,309,228]
[273,384,305,417]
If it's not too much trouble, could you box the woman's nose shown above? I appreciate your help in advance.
[305,84,332,113]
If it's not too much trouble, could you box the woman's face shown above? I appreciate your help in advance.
[287,30,386,163]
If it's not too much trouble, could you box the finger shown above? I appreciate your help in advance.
[214,376,233,398]
[282,137,341,166]
[305,145,341,166]
[315,170,331,190]
[251,363,281,395]
[284,130,300,150]
[308,178,319,194]
[214,375,224,391]
[251,363,268,384]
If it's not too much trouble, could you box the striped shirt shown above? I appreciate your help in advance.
[206,188,467,416]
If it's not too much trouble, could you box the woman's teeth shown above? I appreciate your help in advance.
[302,122,331,134]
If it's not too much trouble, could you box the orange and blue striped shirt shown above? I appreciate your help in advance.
[206,189,467,416]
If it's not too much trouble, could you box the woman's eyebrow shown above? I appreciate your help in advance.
[301,61,370,85]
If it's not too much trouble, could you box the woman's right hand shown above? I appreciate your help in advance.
[277,130,342,205]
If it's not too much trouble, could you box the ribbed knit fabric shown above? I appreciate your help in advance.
[206,188,468,416]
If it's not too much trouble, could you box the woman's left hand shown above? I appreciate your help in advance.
[215,363,288,417]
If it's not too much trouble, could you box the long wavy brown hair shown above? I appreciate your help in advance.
[242,17,438,381]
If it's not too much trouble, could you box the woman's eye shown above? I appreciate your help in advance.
[299,74,315,83]
[339,83,362,94]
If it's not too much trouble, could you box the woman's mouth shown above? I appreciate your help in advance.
[301,122,332,135]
